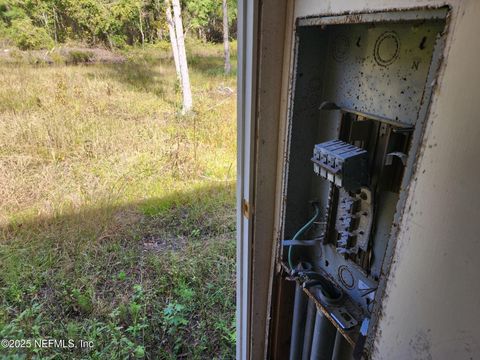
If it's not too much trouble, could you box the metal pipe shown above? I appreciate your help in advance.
[310,310,337,360]
[332,331,353,360]
[289,283,308,360]
[301,299,317,360]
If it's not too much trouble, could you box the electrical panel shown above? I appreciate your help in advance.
[278,10,446,360]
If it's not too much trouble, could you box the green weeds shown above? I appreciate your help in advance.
[0,43,236,359]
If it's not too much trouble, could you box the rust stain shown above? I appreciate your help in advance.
[243,198,250,218]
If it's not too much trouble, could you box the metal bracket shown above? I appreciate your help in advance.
[385,151,407,166]
[319,101,413,128]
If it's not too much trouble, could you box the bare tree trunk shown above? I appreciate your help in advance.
[171,0,192,113]
[138,6,145,46]
[222,0,231,74]
[53,6,59,44]
[165,0,180,80]
[157,28,163,41]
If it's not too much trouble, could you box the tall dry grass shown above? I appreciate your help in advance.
[0,44,237,359]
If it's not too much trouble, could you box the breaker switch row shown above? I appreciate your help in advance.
[312,140,369,191]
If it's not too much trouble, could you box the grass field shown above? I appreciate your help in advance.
[0,42,237,359]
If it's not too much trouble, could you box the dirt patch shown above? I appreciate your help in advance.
[142,233,189,252]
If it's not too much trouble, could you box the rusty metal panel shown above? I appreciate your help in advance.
[240,0,480,359]
[276,8,448,360]
[281,12,446,327]
[321,20,445,126]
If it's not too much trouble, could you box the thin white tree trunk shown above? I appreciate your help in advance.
[165,0,180,80]
[139,8,145,46]
[171,0,192,113]
[53,7,58,44]
[222,0,231,74]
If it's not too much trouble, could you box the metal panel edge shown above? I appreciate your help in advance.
[236,0,259,358]
[297,8,448,27]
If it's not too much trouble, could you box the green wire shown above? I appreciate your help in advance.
[288,203,321,270]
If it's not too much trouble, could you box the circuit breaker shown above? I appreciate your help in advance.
[278,9,447,360]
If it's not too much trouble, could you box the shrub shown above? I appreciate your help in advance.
[9,18,54,50]
[50,51,66,65]
[108,34,128,49]
[66,50,94,64]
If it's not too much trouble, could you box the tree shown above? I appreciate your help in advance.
[0,0,238,50]
[222,0,230,74]
[138,1,145,46]
[164,0,180,80]
[171,0,192,113]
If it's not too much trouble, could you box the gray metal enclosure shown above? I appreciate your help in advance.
[236,1,480,359]
[280,10,446,358]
